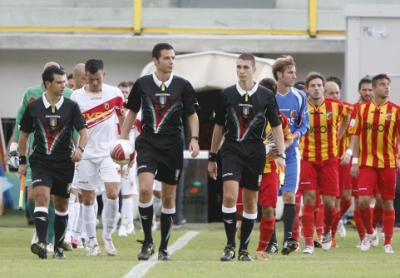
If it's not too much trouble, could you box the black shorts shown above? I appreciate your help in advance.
[29,152,74,199]
[220,139,266,191]
[135,131,183,185]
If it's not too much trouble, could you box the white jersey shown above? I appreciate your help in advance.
[71,83,125,159]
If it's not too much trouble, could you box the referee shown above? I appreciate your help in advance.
[18,65,88,259]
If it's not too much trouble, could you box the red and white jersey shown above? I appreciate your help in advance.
[71,83,125,159]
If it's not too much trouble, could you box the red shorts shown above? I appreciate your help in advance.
[299,157,339,196]
[358,166,396,200]
[351,177,359,198]
[259,166,279,207]
[338,163,352,197]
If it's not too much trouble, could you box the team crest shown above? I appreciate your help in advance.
[386,113,392,121]
[326,112,333,120]
[159,96,167,108]
[104,102,110,110]
[290,110,297,118]
[50,118,57,130]
[175,169,180,181]
[242,107,250,118]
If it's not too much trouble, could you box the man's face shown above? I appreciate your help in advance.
[324,81,340,100]
[119,86,130,100]
[236,59,256,82]
[67,78,75,89]
[373,78,390,99]
[74,71,87,90]
[279,65,296,87]
[307,78,324,101]
[153,49,175,74]
[86,70,104,92]
[47,74,65,96]
[358,83,373,102]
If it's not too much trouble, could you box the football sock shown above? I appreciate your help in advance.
[239,212,257,251]
[65,194,76,241]
[360,207,374,234]
[257,216,275,252]
[34,207,48,244]
[331,210,341,238]
[75,203,84,240]
[353,209,366,240]
[340,198,352,217]
[383,209,395,245]
[102,198,119,239]
[302,204,315,246]
[323,207,336,233]
[222,205,237,248]
[54,210,68,249]
[159,207,175,251]
[292,204,301,242]
[83,204,98,246]
[372,205,383,229]
[139,201,154,243]
[47,199,55,243]
[316,204,324,237]
[121,198,133,228]
[282,203,296,241]
[72,202,80,239]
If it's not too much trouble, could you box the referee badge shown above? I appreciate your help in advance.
[242,107,249,118]
[326,112,333,120]
[386,113,392,121]
[50,118,57,130]
[159,96,167,108]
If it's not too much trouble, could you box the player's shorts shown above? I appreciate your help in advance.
[338,163,352,197]
[358,166,396,200]
[29,152,74,199]
[135,132,183,185]
[220,139,265,191]
[25,161,33,187]
[281,147,300,194]
[73,156,121,191]
[259,164,279,207]
[299,157,339,196]
[119,165,138,196]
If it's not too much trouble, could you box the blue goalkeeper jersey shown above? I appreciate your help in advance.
[276,87,309,150]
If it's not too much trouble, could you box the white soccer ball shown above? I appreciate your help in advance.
[110,139,135,166]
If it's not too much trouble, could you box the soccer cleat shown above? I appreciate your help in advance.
[126,223,135,234]
[337,220,346,238]
[220,245,235,261]
[53,247,66,259]
[265,242,279,254]
[86,245,101,256]
[31,242,48,259]
[321,232,332,251]
[371,229,379,247]
[46,242,54,253]
[62,240,73,251]
[356,240,362,248]
[158,249,172,261]
[238,250,253,261]
[71,236,78,249]
[331,238,339,248]
[77,239,85,249]
[137,240,155,260]
[236,221,242,240]
[31,230,38,245]
[101,236,117,256]
[302,245,314,254]
[118,225,128,237]
[314,237,322,248]
[281,238,299,255]
[360,230,376,251]
[383,244,394,253]
[255,251,269,260]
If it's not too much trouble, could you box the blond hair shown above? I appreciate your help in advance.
[272,55,295,81]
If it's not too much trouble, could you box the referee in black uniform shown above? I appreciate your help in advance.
[18,66,88,259]
[208,53,286,261]
[121,43,200,261]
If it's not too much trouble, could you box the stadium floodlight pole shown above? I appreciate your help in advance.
[134,0,142,35]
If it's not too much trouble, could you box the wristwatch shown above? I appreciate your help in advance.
[191,136,199,141]
[77,146,85,153]
[276,153,286,159]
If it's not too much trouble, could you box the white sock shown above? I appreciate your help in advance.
[65,194,76,241]
[83,205,98,247]
[75,203,84,239]
[72,202,80,239]
[132,194,139,220]
[121,198,133,227]
[102,198,119,239]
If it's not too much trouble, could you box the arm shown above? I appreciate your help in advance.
[338,114,350,141]
[349,135,360,177]
[17,131,30,176]
[120,111,136,140]
[208,124,224,180]
[187,113,199,158]
[271,125,286,169]
[293,94,310,139]
[71,128,88,162]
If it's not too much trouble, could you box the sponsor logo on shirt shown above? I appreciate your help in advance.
[222,173,233,178]
[137,165,147,170]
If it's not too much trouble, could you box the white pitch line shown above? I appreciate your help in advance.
[123,231,200,278]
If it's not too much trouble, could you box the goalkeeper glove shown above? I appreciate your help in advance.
[8,142,19,168]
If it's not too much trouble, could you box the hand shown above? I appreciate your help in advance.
[18,164,27,176]
[277,157,286,170]
[208,161,217,180]
[350,164,359,178]
[265,143,275,156]
[189,139,200,158]
[70,148,83,162]
[340,153,351,166]
[8,142,19,168]
[269,143,278,154]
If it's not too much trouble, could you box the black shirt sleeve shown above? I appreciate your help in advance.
[265,93,282,128]
[19,104,34,134]
[124,80,142,113]
[182,80,197,116]
[214,91,226,126]
[72,101,88,132]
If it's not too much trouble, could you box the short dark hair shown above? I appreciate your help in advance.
[152,43,174,60]
[259,78,277,96]
[326,76,342,89]
[118,81,129,88]
[67,73,73,80]
[372,73,391,87]
[358,77,372,90]
[85,59,104,74]
[237,53,256,68]
[127,81,135,87]
[42,65,65,89]
[294,81,305,91]
[305,72,325,88]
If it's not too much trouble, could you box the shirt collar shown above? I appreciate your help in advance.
[236,81,259,97]
[42,94,64,109]
[152,72,174,88]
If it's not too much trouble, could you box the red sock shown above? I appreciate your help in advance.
[302,205,315,246]
[340,199,352,217]
[353,209,366,240]
[372,205,383,229]
[324,207,337,233]
[316,204,324,237]
[292,204,301,242]
[257,217,275,251]
[237,214,243,222]
[331,211,341,238]
[360,207,374,234]
[383,209,395,246]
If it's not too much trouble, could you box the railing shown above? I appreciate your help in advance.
[0,0,344,37]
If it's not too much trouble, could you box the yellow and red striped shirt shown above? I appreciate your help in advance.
[338,101,354,157]
[351,100,400,168]
[300,98,346,161]
[263,112,292,173]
